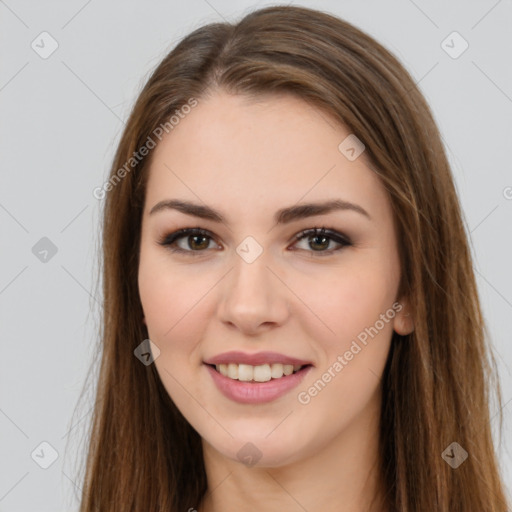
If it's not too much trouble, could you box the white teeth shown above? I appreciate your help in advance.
[270,363,284,379]
[253,364,271,382]
[214,362,305,381]
[227,363,238,379]
[283,364,294,376]
[238,364,253,382]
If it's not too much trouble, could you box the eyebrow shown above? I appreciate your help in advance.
[149,198,371,224]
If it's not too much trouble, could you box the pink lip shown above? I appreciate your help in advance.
[203,350,312,366]
[205,364,313,404]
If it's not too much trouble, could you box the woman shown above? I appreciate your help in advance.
[78,5,510,511]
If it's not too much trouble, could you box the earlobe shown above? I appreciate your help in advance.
[393,299,414,335]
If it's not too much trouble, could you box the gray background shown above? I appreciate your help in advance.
[1,0,511,510]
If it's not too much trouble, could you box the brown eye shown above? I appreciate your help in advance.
[292,227,352,255]
[158,228,219,255]
[308,233,330,251]
[187,234,210,250]
[158,226,351,257]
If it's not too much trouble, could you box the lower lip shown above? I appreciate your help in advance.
[205,364,313,404]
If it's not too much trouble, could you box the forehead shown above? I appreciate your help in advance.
[144,91,388,221]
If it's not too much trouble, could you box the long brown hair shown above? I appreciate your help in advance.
[74,5,509,510]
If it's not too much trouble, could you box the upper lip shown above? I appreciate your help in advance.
[204,351,313,367]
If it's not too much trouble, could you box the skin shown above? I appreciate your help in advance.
[138,90,414,512]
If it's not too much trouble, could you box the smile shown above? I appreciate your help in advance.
[204,363,313,404]
[211,362,306,382]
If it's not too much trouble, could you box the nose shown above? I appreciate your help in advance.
[217,249,290,335]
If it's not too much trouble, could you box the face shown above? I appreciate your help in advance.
[138,90,413,467]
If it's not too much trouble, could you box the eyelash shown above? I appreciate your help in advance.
[157,226,352,257]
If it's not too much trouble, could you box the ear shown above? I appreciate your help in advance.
[393,297,414,336]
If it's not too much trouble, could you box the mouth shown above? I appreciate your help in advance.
[204,362,313,404]
[206,362,312,382]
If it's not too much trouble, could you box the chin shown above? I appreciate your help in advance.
[202,429,309,469]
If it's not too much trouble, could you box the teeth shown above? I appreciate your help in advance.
[227,363,238,379]
[253,364,271,382]
[238,364,254,382]
[214,362,304,382]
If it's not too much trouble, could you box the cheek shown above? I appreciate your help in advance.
[291,256,399,348]
[138,255,214,406]
[138,250,213,359]
[292,255,398,426]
